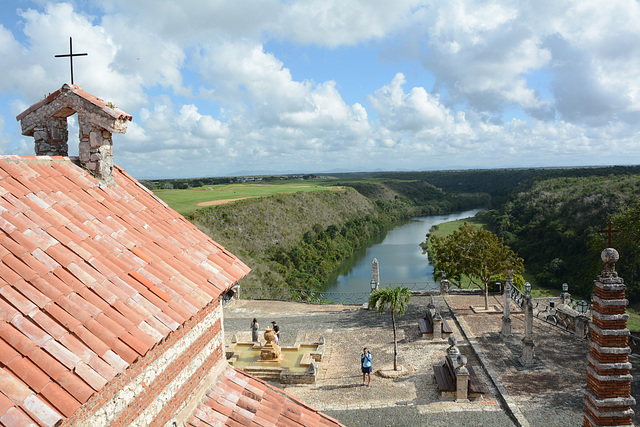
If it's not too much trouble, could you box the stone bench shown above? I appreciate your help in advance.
[419,308,453,338]
[433,337,486,401]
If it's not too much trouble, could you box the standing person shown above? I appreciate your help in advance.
[271,321,280,344]
[361,347,372,386]
[250,318,259,342]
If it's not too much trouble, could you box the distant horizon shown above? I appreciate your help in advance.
[136,163,640,182]
[3,2,640,179]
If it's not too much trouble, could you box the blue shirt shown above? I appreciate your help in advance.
[361,352,372,368]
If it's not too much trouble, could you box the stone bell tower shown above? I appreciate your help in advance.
[583,247,636,426]
[16,83,132,184]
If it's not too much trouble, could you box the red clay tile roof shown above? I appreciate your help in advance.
[15,85,132,123]
[0,155,250,426]
[188,367,344,427]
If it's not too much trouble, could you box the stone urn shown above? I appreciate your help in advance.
[260,328,282,362]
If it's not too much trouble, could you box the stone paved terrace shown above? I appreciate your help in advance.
[222,294,640,427]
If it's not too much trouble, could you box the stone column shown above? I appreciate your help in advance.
[501,278,512,338]
[455,355,470,402]
[433,310,443,340]
[584,248,635,427]
[562,292,571,306]
[519,295,535,367]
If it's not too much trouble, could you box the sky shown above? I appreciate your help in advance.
[1,1,640,179]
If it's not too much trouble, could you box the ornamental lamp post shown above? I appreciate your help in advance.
[524,282,532,295]
[370,279,378,292]
[562,283,568,292]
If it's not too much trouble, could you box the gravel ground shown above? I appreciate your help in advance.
[222,295,639,427]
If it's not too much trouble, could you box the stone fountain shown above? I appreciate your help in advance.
[259,328,283,363]
[226,329,324,384]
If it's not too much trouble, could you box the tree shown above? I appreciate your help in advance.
[608,205,640,300]
[369,286,411,371]
[427,222,524,310]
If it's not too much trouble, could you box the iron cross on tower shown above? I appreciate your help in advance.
[598,221,620,248]
[55,37,88,85]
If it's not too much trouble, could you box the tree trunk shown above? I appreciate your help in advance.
[484,283,489,310]
[391,310,398,370]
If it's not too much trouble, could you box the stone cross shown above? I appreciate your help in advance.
[598,221,620,248]
[500,278,512,337]
[55,37,88,85]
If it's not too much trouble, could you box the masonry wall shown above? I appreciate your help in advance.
[62,299,225,427]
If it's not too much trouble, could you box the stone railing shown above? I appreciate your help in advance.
[510,286,589,337]
[237,286,372,305]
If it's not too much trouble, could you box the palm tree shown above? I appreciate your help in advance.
[369,286,411,371]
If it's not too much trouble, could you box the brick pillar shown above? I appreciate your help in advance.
[583,248,635,426]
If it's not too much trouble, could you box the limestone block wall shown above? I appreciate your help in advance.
[79,119,113,182]
[62,300,226,427]
[34,117,69,156]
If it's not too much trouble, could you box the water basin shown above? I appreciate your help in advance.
[226,340,324,383]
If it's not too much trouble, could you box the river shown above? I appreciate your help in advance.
[323,209,480,297]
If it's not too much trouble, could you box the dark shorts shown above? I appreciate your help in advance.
[362,366,372,374]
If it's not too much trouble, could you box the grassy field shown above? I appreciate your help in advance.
[428,217,640,330]
[153,180,344,214]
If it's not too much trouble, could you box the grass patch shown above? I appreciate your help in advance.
[153,180,344,214]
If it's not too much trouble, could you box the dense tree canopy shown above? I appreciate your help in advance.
[427,223,524,309]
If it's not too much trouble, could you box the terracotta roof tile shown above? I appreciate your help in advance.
[109,338,139,364]
[6,356,50,393]
[0,368,32,405]
[0,392,14,419]
[59,333,93,364]
[22,393,62,427]
[29,312,65,340]
[0,298,20,324]
[189,367,343,427]
[73,361,108,391]
[42,303,81,332]
[83,318,117,347]
[0,155,250,423]
[0,406,37,427]
[11,315,52,347]
[43,340,81,370]
[0,338,19,366]
[56,371,94,403]
[72,326,109,357]
[40,381,81,417]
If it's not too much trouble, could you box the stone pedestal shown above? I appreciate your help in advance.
[501,279,512,338]
[455,356,470,403]
[575,315,589,339]
[440,279,449,295]
[519,295,535,367]
[259,328,283,362]
[433,311,443,340]
[583,248,635,426]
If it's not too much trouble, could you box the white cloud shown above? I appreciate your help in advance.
[272,0,423,47]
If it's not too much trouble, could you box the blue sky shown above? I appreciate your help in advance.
[1,1,640,179]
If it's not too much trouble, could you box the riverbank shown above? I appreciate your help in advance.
[183,180,488,292]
